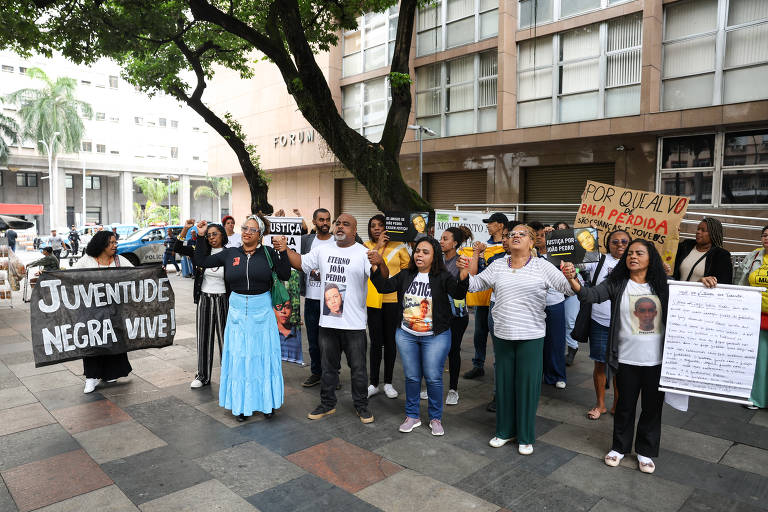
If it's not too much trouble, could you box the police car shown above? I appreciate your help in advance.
[116,225,183,266]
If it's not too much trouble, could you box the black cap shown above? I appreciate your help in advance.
[482,213,508,224]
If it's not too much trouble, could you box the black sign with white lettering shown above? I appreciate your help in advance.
[545,228,601,266]
[30,267,175,367]
[385,211,431,242]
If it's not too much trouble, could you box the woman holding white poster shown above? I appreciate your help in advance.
[736,224,768,410]
[562,240,671,474]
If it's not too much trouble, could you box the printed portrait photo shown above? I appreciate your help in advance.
[402,296,433,333]
[575,228,597,252]
[322,283,345,317]
[630,294,662,334]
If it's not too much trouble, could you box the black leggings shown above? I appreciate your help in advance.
[448,315,470,390]
[368,303,399,386]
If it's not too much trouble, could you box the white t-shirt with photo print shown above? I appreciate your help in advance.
[617,280,664,366]
[301,242,371,330]
[401,272,433,336]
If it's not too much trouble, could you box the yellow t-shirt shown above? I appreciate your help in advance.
[365,241,411,306]
[459,244,507,306]
[748,254,768,314]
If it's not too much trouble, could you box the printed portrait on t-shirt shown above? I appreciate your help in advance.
[630,295,661,334]
[401,277,433,333]
[274,299,303,364]
[323,283,345,317]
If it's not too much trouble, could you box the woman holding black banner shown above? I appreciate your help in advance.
[467,224,574,455]
[73,230,134,394]
[174,219,229,390]
[364,214,410,400]
[736,224,768,410]
[195,215,291,422]
[673,218,732,286]
[562,240,695,473]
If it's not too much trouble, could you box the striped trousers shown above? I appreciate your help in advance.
[196,292,229,385]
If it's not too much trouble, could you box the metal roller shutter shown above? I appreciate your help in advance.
[426,171,488,210]
[336,178,381,234]
[523,164,615,224]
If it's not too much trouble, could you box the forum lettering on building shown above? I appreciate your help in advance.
[30,267,176,367]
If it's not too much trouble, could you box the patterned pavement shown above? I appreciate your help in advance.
[1,275,768,511]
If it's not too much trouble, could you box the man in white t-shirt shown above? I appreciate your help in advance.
[278,213,388,424]
[298,208,335,387]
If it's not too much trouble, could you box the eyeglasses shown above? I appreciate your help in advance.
[108,240,118,246]
[610,239,629,246]
[274,303,291,311]
[206,232,220,238]
[241,226,260,234]
[505,231,529,239]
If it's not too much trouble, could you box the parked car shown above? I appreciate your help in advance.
[116,225,183,266]
[106,223,139,239]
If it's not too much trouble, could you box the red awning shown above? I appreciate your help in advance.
[0,203,44,215]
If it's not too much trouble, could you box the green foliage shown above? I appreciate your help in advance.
[223,113,270,183]
[133,202,180,228]
[0,110,19,164]
[3,67,92,157]
[194,176,232,200]
[388,72,412,89]
[133,177,179,208]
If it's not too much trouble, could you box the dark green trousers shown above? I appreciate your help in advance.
[492,335,544,445]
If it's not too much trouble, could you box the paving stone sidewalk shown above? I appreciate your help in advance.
[1,275,768,511]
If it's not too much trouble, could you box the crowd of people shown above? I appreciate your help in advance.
[38,206,768,476]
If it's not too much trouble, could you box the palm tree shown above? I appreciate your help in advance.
[193,177,232,221]
[133,176,180,206]
[0,111,20,164]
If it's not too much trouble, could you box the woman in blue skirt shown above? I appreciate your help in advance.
[195,214,291,421]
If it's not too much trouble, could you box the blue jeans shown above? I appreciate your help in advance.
[163,252,180,271]
[564,295,580,350]
[304,298,322,376]
[472,305,490,369]
[181,256,193,277]
[396,328,451,421]
[543,301,567,384]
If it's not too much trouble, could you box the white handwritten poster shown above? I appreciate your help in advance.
[659,281,764,404]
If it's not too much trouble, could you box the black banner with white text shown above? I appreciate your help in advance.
[30,267,176,367]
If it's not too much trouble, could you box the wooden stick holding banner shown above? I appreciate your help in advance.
[30,267,176,368]
[659,280,765,404]
[574,181,689,267]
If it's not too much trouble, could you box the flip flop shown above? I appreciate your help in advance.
[638,460,655,474]
[587,407,606,420]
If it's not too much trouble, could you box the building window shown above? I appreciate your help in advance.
[109,115,119,123]
[171,120,178,128]
[110,149,120,155]
[662,0,768,111]
[519,0,623,29]
[80,79,91,86]
[95,112,105,121]
[16,172,38,187]
[86,207,101,224]
[18,66,27,74]
[170,147,178,159]
[192,126,200,131]
[85,176,101,190]
[108,75,118,89]
[342,6,399,77]
[416,1,498,57]
[1,65,13,73]
[517,12,641,127]
[65,175,73,189]
[192,155,200,161]
[96,144,106,153]
[658,129,768,206]
[159,118,166,127]
[342,76,391,142]
[0,172,3,186]
[82,141,92,152]
[415,51,498,137]
[134,116,143,125]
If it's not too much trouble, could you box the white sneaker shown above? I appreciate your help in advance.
[383,383,398,399]
[445,389,459,405]
[420,390,428,400]
[176,271,181,276]
[190,379,204,389]
[518,444,534,455]
[367,384,380,398]
[83,378,100,394]
[555,381,566,389]
[489,437,511,448]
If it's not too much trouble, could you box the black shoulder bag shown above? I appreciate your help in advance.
[570,255,606,343]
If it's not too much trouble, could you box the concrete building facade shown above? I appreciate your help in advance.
[207,0,768,248]
[0,50,229,233]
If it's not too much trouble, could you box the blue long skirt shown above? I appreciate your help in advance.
[219,292,284,416]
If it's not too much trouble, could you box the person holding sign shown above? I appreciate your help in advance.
[467,224,574,455]
[673,218,732,286]
[736,224,768,410]
[369,237,469,436]
[73,230,134,394]
[364,214,410,400]
[279,214,386,424]
[195,215,291,422]
[561,239,689,474]
[441,226,474,406]
[174,219,229,390]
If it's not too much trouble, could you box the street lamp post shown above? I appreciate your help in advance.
[39,131,61,232]
[407,125,436,197]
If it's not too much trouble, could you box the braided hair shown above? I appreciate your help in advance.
[701,217,724,248]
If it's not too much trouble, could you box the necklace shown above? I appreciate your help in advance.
[507,254,532,272]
